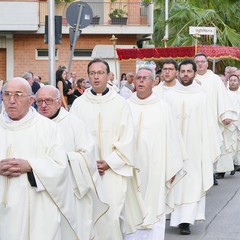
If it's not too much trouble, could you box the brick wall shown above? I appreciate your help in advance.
[13,33,137,84]
[120,61,137,76]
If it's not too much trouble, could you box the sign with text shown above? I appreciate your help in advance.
[189,26,216,35]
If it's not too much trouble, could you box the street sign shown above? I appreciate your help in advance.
[66,1,93,29]
[189,26,216,35]
[66,1,93,74]
[189,26,218,73]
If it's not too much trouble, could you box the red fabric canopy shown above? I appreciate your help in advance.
[116,45,240,61]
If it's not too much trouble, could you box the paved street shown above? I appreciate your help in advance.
[165,172,240,240]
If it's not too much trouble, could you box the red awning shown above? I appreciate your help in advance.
[116,45,240,61]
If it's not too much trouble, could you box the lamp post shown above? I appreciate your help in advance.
[165,0,169,40]
[110,34,118,80]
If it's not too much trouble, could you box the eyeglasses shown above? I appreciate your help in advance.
[136,76,152,81]
[162,68,176,72]
[88,71,106,77]
[36,98,58,106]
[195,60,206,64]
[3,91,30,101]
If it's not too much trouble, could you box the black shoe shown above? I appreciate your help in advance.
[230,165,239,175]
[235,165,240,171]
[215,172,225,179]
[213,174,218,185]
[179,223,191,235]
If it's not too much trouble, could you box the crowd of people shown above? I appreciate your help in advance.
[0,55,240,240]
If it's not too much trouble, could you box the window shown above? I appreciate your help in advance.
[73,49,93,60]
[36,49,58,60]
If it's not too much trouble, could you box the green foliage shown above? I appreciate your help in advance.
[142,0,152,3]
[109,8,128,18]
[153,0,240,47]
[153,0,240,67]
[55,0,74,3]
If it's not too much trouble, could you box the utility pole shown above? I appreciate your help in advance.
[165,0,169,40]
[48,0,56,86]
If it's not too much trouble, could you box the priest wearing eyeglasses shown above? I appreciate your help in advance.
[125,66,185,240]
[36,85,109,240]
[0,77,82,240]
[70,58,146,240]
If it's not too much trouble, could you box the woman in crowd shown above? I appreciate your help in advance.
[56,68,76,110]
[74,78,86,97]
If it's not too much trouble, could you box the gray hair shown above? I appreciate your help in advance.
[137,66,155,80]
[22,72,33,81]
[126,72,134,78]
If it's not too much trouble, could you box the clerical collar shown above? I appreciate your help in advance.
[2,107,34,123]
[91,88,109,96]
[50,108,61,120]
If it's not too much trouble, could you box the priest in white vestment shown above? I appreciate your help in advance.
[0,78,82,240]
[194,53,237,183]
[153,58,180,100]
[226,74,240,173]
[120,72,135,99]
[125,66,185,240]
[165,60,220,235]
[36,85,109,240]
[107,71,120,93]
[70,59,146,240]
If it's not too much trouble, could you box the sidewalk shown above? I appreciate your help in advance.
[165,172,240,240]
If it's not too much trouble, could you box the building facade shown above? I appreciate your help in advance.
[0,0,153,83]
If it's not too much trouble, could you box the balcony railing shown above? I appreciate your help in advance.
[39,1,151,27]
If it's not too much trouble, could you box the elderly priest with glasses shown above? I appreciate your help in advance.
[0,77,84,240]
[36,85,109,240]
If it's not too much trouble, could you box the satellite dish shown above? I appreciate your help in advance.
[66,1,93,29]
